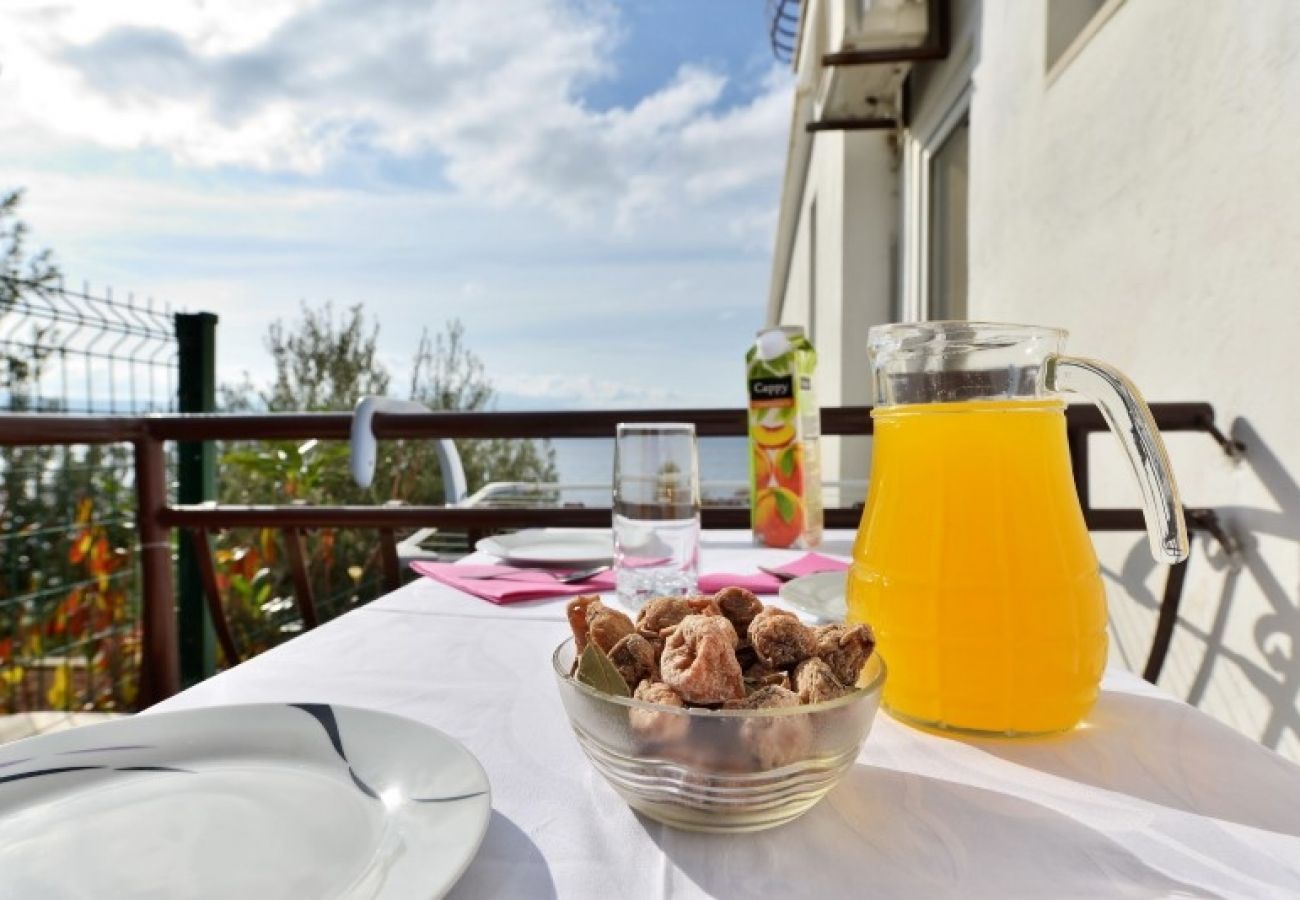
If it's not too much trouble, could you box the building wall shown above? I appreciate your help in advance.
[775,125,896,491]
[779,129,839,480]
[837,132,896,491]
[969,0,1300,758]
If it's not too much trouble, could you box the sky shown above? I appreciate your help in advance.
[0,0,793,410]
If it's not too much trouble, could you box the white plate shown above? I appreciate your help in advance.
[779,571,848,622]
[0,703,490,899]
[476,528,614,566]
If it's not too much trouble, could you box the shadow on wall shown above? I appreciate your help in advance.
[1105,418,1300,754]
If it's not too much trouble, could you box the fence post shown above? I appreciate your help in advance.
[176,312,219,686]
[135,435,181,705]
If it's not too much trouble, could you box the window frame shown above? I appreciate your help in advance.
[1045,0,1127,84]
[899,80,972,323]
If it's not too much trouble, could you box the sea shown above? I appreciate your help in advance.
[543,435,870,511]
[549,436,750,503]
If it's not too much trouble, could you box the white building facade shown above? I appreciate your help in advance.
[769,0,1300,759]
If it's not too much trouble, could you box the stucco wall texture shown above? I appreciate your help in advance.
[971,1,1300,758]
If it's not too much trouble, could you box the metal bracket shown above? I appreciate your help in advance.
[1187,508,1244,570]
[1197,414,1247,462]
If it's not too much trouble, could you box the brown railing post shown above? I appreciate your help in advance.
[188,528,241,668]
[135,436,180,705]
[379,529,401,593]
[1144,554,1191,685]
[285,528,320,630]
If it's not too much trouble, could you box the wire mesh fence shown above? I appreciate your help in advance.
[0,276,175,414]
[0,275,542,699]
[0,275,176,713]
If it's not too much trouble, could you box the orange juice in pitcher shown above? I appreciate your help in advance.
[847,323,1187,736]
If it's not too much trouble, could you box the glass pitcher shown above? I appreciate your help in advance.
[847,322,1187,737]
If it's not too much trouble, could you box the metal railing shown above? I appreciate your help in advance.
[0,276,176,415]
[0,276,180,714]
[0,402,1242,707]
[767,0,801,62]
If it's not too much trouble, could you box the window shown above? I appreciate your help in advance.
[899,14,976,323]
[928,115,969,320]
[900,85,970,322]
[1046,0,1126,79]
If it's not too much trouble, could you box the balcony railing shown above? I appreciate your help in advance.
[0,403,1241,709]
[767,0,801,62]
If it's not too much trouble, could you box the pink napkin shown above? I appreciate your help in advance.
[409,561,616,604]
[411,552,849,605]
[699,552,848,595]
[764,552,849,579]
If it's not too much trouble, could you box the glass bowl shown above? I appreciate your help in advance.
[552,637,886,833]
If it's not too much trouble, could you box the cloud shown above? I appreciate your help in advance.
[0,0,791,230]
[0,1,789,409]
[495,372,681,409]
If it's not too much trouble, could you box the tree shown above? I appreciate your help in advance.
[0,190,137,711]
[216,302,556,654]
[1,189,60,300]
[221,303,389,517]
[407,319,556,494]
[222,301,556,503]
[263,302,391,413]
[1,189,61,398]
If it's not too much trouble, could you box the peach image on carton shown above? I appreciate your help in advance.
[754,486,804,548]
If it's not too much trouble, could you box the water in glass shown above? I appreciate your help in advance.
[613,423,700,606]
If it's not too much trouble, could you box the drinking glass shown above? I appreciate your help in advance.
[613,423,701,606]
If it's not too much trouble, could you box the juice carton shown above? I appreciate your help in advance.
[746,326,823,548]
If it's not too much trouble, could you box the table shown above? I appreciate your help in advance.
[153,531,1300,898]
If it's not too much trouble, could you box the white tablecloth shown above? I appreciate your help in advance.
[154,531,1300,899]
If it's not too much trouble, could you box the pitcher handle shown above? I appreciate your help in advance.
[1045,356,1189,565]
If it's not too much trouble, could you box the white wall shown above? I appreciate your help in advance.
[969,0,1300,758]
[777,128,897,492]
[767,0,903,492]
[837,132,896,493]
[779,128,838,479]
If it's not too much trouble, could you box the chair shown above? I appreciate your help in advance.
[349,396,468,502]
[350,397,470,565]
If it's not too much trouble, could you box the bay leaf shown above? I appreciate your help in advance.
[575,642,631,698]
